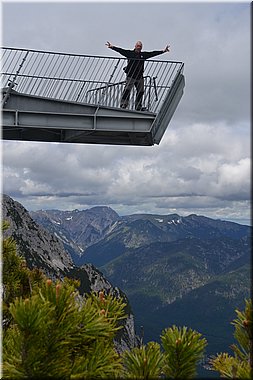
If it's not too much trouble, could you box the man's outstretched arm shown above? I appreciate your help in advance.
[105,41,132,58]
[144,45,170,59]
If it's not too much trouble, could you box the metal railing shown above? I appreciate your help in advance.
[84,75,158,110]
[1,47,184,113]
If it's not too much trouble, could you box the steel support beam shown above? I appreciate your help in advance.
[2,89,156,145]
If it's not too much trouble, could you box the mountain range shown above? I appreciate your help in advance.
[30,204,251,374]
[3,195,251,377]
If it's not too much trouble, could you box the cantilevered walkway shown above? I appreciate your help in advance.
[1,47,185,146]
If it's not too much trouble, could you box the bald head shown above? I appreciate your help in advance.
[135,41,143,52]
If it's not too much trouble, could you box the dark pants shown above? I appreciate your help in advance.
[120,76,144,110]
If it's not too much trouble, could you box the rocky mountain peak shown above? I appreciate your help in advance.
[30,205,120,259]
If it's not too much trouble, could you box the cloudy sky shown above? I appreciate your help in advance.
[1,1,251,225]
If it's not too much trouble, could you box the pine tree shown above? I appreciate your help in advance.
[122,341,164,379]
[3,279,127,378]
[161,325,207,379]
[121,325,207,379]
[2,222,127,378]
[210,298,252,379]
[2,221,45,329]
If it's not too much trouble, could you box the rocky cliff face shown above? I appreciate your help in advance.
[2,194,138,352]
[3,194,73,277]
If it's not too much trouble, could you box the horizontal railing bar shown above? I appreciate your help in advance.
[85,75,152,94]
[2,73,108,86]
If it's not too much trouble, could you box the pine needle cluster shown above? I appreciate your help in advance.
[210,298,252,378]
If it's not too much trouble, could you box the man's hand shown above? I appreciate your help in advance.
[106,41,113,48]
[163,45,170,52]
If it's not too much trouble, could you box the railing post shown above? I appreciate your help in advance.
[75,81,86,102]
[153,76,158,101]
[147,76,152,110]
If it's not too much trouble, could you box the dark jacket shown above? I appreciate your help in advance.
[111,46,164,79]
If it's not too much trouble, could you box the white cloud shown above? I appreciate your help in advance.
[214,158,251,198]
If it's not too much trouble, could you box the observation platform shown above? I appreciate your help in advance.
[1,47,185,146]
